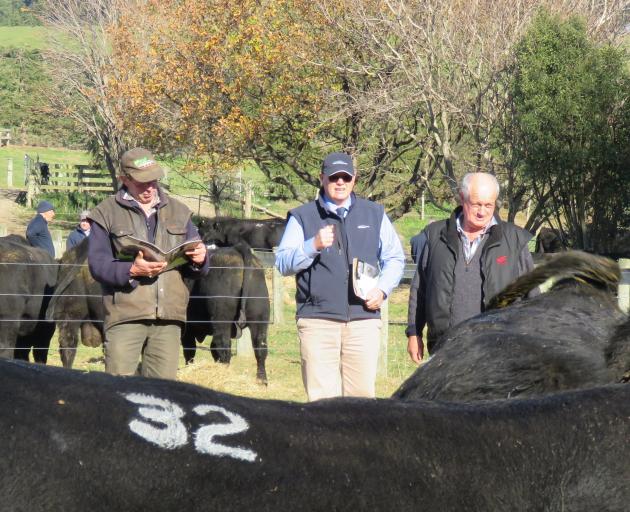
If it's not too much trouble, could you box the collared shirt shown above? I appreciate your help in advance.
[122,189,160,217]
[456,214,498,263]
[275,194,405,297]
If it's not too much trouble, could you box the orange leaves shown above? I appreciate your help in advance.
[106,0,331,158]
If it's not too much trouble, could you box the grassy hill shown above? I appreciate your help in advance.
[0,25,48,48]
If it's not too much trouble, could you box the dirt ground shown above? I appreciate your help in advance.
[0,188,219,238]
[0,189,32,235]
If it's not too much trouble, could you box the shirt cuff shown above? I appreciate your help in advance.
[303,237,319,258]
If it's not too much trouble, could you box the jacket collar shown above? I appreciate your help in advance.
[442,206,504,251]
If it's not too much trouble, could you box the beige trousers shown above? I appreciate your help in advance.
[104,321,181,380]
[296,317,382,402]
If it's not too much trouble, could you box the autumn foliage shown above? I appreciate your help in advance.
[109,0,332,173]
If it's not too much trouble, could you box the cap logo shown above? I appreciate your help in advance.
[133,157,155,169]
[333,160,349,166]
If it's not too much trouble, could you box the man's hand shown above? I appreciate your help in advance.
[364,288,385,310]
[314,225,335,251]
[129,251,167,278]
[407,335,424,364]
[185,241,207,265]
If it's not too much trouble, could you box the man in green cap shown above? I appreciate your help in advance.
[88,147,209,380]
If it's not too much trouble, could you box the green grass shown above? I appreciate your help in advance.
[0,145,92,188]
[46,272,419,401]
[0,26,50,49]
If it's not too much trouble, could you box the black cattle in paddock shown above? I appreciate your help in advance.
[394,252,629,402]
[535,226,567,254]
[0,235,57,363]
[197,216,286,250]
[183,243,270,384]
[46,239,104,369]
[1,360,629,512]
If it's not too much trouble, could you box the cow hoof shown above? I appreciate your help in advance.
[257,375,268,386]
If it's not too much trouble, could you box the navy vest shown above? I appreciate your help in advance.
[290,193,384,321]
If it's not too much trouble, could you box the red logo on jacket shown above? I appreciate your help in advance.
[496,255,508,265]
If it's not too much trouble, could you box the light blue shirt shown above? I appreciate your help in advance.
[275,195,405,297]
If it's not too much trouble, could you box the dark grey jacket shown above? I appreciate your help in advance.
[26,214,54,258]
[407,207,534,351]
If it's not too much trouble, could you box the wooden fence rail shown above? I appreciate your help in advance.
[38,164,113,193]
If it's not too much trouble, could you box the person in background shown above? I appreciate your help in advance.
[88,147,209,380]
[26,200,55,258]
[66,210,91,251]
[275,151,405,401]
[406,172,535,363]
[409,230,427,265]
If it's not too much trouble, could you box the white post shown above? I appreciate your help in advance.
[7,158,13,188]
[235,327,254,358]
[272,265,284,325]
[619,259,630,313]
[52,229,63,259]
[420,191,425,220]
[377,299,389,377]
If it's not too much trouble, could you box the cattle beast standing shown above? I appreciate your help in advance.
[394,252,629,402]
[0,359,628,511]
[0,235,57,363]
[46,239,104,369]
[197,216,286,250]
[183,243,270,384]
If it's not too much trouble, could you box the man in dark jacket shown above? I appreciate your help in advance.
[26,200,55,258]
[88,147,209,380]
[275,152,405,401]
[66,210,91,251]
[406,172,535,363]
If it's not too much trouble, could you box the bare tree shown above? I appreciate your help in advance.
[37,0,128,186]
[313,0,628,220]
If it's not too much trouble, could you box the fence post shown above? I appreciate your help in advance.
[272,261,284,325]
[52,229,63,259]
[420,191,425,220]
[243,181,252,218]
[7,158,13,188]
[377,299,389,377]
[619,259,630,313]
[26,171,35,208]
[236,327,254,358]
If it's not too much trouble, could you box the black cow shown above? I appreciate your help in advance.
[197,216,286,250]
[0,235,57,363]
[535,226,567,253]
[394,252,629,402]
[182,243,270,384]
[46,239,104,369]
[1,359,628,511]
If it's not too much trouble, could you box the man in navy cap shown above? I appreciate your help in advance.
[26,200,56,257]
[275,151,405,401]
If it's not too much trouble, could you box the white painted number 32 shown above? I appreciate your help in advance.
[122,393,257,462]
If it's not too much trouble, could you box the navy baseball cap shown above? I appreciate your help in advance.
[321,152,355,177]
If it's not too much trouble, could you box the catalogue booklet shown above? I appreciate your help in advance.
[117,235,201,271]
[351,258,380,301]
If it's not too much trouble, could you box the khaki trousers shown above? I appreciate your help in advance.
[104,321,181,380]
[297,317,382,402]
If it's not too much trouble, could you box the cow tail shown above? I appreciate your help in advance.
[488,251,620,310]
[233,242,254,327]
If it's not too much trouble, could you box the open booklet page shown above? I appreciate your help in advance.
[352,258,380,300]
[117,235,201,271]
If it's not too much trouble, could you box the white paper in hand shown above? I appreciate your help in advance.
[352,258,380,300]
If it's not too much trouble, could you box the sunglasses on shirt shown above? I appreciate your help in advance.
[327,173,353,183]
